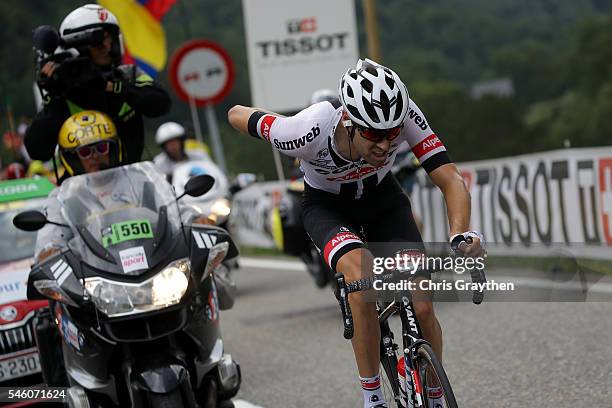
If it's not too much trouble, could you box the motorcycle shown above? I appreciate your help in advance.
[13,162,241,408]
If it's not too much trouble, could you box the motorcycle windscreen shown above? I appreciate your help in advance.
[57,162,183,276]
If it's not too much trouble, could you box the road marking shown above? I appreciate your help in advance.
[239,257,612,294]
[240,257,307,271]
[234,400,265,408]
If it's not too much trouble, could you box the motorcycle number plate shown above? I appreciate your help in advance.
[0,348,41,381]
[102,219,153,247]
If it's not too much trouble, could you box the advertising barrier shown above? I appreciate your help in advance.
[412,147,612,259]
[231,147,612,260]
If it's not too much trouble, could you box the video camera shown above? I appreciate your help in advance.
[33,25,108,95]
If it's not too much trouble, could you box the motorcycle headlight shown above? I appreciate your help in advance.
[210,198,231,217]
[188,198,232,225]
[84,258,190,317]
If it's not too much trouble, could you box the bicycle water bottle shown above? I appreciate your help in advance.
[397,357,413,408]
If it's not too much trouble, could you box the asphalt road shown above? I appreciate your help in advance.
[224,257,612,408]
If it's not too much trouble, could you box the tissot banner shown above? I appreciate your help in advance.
[411,147,612,259]
[241,0,359,112]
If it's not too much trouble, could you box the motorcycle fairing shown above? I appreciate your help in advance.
[57,163,184,277]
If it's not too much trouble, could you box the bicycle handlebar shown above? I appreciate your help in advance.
[452,235,487,305]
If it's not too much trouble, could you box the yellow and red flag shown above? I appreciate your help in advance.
[98,0,176,77]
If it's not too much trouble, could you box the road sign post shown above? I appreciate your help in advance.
[169,40,235,173]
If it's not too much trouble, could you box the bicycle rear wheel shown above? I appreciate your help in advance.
[415,344,458,408]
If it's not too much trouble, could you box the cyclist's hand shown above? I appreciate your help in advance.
[451,231,486,258]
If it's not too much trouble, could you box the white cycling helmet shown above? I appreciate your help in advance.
[156,122,186,145]
[59,4,123,66]
[339,58,409,129]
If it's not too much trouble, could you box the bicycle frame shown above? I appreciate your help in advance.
[379,294,429,408]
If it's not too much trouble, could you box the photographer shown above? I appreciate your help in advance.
[25,4,171,170]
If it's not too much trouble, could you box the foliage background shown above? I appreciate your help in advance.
[1,0,611,178]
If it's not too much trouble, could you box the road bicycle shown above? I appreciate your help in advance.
[334,245,485,408]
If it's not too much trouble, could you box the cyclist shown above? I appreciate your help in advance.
[153,121,210,177]
[228,59,484,408]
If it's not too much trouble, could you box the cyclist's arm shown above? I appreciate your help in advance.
[228,104,332,159]
[228,105,284,134]
[428,163,471,237]
[401,99,477,246]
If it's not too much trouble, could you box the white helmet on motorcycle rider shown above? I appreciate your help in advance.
[338,58,409,129]
[155,122,186,146]
[156,122,188,162]
[59,4,123,67]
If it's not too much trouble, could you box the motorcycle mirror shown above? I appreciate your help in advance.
[179,174,215,200]
[13,210,48,231]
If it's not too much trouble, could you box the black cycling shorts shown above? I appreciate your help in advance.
[302,173,425,274]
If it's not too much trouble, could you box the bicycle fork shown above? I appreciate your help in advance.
[398,297,427,408]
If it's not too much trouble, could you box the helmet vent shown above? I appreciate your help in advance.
[360,78,373,94]
[362,98,379,124]
[378,92,391,121]
[393,94,404,121]
[346,85,354,98]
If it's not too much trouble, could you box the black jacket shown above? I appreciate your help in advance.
[25,64,171,164]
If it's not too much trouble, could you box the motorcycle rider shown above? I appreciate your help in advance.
[35,111,194,259]
[35,110,237,312]
[25,4,170,168]
[153,121,211,178]
[228,59,485,408]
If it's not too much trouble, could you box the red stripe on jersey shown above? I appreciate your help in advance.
[323,232,362,266]
[259,115,277,142]
[411,133,444,160]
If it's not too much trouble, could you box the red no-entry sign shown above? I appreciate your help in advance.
[169,40,235,106]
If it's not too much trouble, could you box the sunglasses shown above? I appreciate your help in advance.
[357,125,403,143]
[76,141,111,159]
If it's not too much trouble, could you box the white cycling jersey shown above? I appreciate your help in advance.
[248,100,449,198]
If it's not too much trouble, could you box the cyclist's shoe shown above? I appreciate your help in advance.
[372,404,388,408]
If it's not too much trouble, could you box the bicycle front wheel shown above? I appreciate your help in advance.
[415,344,458,408]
